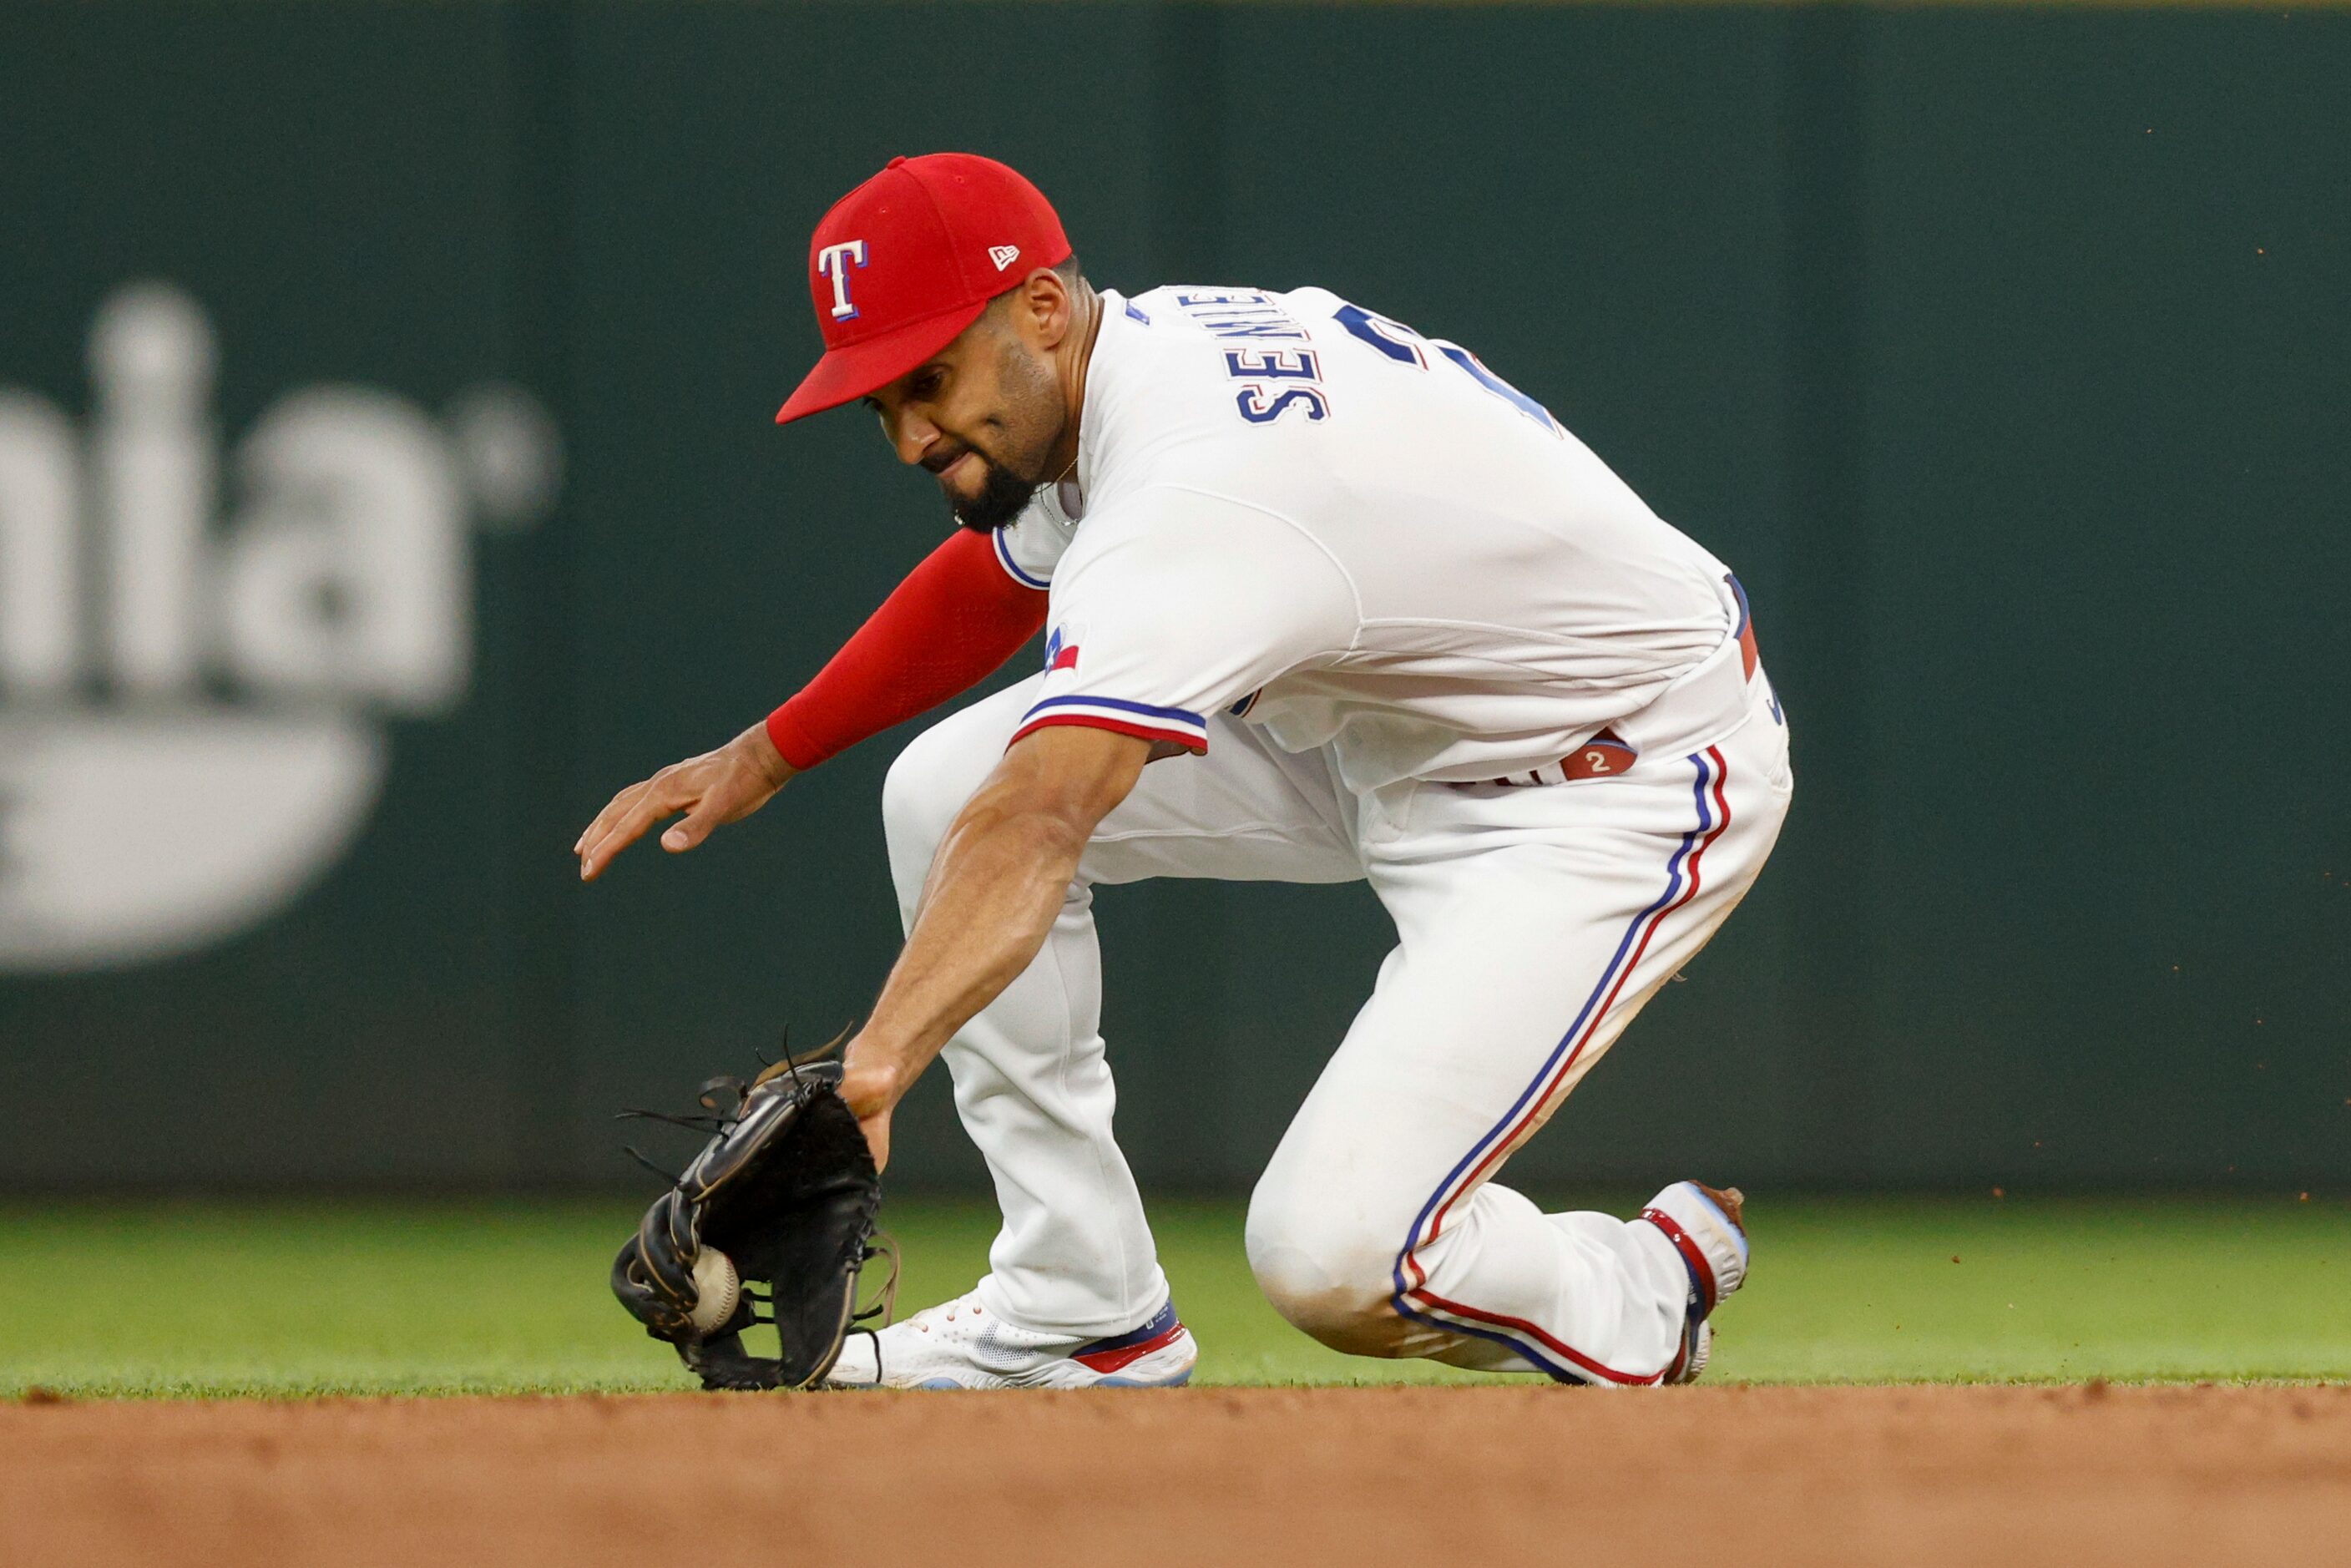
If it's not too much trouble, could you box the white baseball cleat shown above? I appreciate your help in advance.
[825,1293,1198,1390]
[1641,1181,1749,1384]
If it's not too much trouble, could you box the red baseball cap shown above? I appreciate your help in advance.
[775,153,1072,425]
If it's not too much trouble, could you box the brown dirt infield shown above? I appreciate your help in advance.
[6,1384,2348,1567]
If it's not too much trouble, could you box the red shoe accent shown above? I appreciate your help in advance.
[1642,1206,1719,1319]
[1071,1322,1186,1374]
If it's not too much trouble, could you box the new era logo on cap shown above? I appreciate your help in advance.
[776,154,1074,425]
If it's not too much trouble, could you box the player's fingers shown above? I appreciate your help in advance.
[582,782,693,880]
[580,824,645,882]
[582,812,660,880]
[574,791,644,878]
[575,778,654,857]
[574,799,617,857]
[857,1110,891,1173]
[660,800,720,853]
[659,765,767,853]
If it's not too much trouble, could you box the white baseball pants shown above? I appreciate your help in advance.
[882,668,1792,1384]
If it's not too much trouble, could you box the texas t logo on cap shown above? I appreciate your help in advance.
[776,154,1071,425]
[815,240,868,321]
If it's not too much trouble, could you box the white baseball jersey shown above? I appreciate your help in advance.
[993,285,1753,793]
[908,283,1794,1383]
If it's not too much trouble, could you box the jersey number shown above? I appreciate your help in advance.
[1333,302,1560,433]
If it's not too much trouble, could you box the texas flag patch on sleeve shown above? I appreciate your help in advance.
[1011,620,1208,756]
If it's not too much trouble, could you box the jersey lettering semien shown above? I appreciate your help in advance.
[998,286,1754,792]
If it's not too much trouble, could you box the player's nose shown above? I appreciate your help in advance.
[887,409,941,467]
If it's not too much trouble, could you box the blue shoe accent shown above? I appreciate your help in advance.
[1070,1300,1181,1359]
[1100,1366,1191,1388]
[1673,1181,1751,1272]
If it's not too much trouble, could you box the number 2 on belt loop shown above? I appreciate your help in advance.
[1565,730,1637,781]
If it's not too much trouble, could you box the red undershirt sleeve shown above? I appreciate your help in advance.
[764,526,1049,771]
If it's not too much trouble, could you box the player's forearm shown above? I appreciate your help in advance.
[842,728,1147,1115]
[844,787,1090,1100]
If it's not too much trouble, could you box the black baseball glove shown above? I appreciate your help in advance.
[609,1055,894,1390]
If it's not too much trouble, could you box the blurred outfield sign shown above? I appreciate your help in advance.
[0,284,560,971]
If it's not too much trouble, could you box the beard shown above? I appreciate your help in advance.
[943,333,1063,532]
[945,451,1045,534]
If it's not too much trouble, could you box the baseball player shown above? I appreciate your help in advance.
[577,153,1790,1389]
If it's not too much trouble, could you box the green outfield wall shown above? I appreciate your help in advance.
[1,2,2343,1192]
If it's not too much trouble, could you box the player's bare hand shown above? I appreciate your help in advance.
[837,1057,900,1172]
[574,722,797,882]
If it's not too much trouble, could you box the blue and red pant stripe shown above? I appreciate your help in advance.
[1388,746,1734,1385]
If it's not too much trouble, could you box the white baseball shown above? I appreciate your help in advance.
[687,1247,741,1337]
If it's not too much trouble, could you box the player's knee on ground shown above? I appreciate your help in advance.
[1244,1172,1415,1358]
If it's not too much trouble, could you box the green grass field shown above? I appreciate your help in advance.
[3,1195,2345,1397]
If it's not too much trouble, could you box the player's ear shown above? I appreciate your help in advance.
[1019,266,1073,350]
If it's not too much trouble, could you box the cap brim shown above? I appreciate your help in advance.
[774,301,990,425]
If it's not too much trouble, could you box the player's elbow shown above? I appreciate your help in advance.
[945,760,1119,878]
[950,788,1095,873]
[992,723,1151,841]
